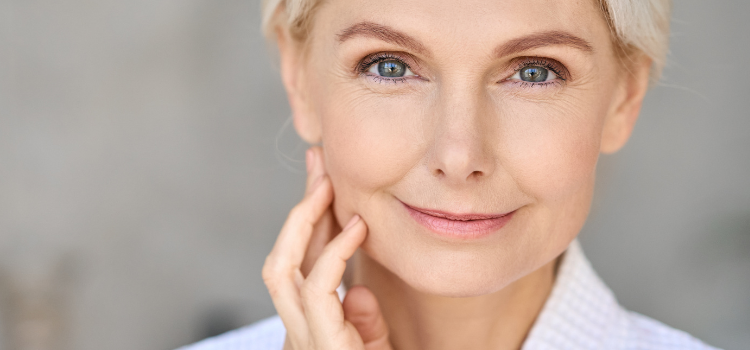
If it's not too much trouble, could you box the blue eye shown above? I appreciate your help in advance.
[520,66,548,82]
[511,65,558,83]
[367,59,415,78]
[379,60,405,77]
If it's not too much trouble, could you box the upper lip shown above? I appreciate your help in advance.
[401,201,513,221]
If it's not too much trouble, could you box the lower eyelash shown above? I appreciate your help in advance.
[509,80,563,88]
[359,73,410,85]
[367,75,410,84]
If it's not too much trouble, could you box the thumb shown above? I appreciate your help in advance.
[343,285,393,350]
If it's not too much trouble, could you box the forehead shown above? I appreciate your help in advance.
[312,0,610,55]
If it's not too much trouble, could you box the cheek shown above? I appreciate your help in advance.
[498,94,607,202]
[314,84,428,217]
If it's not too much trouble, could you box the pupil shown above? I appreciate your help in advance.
[520,66,549,82]
[378,60,405,77]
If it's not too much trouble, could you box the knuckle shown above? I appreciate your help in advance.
[261,267,273,286]
[320,244,344,263]
[262,275,277,296]
[299,280,323,301]
[262,258,281,295]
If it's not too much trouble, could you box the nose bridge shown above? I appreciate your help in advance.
[428,79,494,183]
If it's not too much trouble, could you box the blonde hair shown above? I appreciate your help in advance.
[261,0,672,81]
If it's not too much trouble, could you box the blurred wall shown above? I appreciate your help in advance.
[0,1,748,349]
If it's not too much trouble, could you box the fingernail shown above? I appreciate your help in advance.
[342,215,360,231]
[306,149,315,174]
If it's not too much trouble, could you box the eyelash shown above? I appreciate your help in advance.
[356,52,416,84]
[505,58,568,88]
[356,53,569,87]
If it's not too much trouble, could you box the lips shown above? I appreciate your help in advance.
[401,201,515,239]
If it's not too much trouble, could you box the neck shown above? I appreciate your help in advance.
[351,253,558,350]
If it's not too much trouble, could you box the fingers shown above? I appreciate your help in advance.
[303,216,367,344]
[343,286,393,350]
[263,171,333,347]
[264,146,334,349]
[299,209,336,277]
[268,147,386,349]
[300,146,336,276]
[304,215,365,298]
[274,176,333,270]
[271,146,331,271]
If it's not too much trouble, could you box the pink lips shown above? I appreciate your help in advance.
[401,201,515,239]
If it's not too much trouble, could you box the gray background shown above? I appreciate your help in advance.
[0,1,748,349]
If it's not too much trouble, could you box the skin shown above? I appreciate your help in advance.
[262,0,652,349]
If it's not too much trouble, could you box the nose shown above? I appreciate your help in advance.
[427,87,494,185]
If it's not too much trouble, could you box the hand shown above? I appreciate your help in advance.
[262,147,393,350]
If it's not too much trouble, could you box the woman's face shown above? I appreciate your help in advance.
[285,0,649,296]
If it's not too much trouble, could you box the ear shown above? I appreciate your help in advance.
[276,28,322,143]
[600,55,652,154]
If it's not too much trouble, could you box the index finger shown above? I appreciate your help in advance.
[268,175,333,273]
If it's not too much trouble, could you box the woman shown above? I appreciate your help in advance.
[181,0,718,349]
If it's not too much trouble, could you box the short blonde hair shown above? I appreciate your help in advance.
[261,0,672,81]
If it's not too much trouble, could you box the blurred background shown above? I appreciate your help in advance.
[0,0,748,349]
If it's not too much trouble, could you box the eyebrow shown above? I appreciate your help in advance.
[337,22,593,58]
[494,31,594,57]
[337,21,428,55]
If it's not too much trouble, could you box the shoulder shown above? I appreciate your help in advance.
[176,316,286,350]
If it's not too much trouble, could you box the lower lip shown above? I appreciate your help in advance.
[402,202,515,239]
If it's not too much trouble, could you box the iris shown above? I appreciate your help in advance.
[378,60,406,77]
[519,66,549,82]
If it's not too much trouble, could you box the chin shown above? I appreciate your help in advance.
[362,235,532,298]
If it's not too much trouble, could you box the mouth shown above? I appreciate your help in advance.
[400,201,516,239]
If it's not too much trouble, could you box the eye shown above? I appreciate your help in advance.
[367,59,415,78]
[510,66,558,83]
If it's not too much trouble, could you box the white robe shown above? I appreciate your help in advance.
[177,240,719,350]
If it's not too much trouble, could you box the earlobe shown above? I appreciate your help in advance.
[276,28,322,144]
[600,56,652,154]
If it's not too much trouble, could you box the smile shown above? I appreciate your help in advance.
[400,201,516,239]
